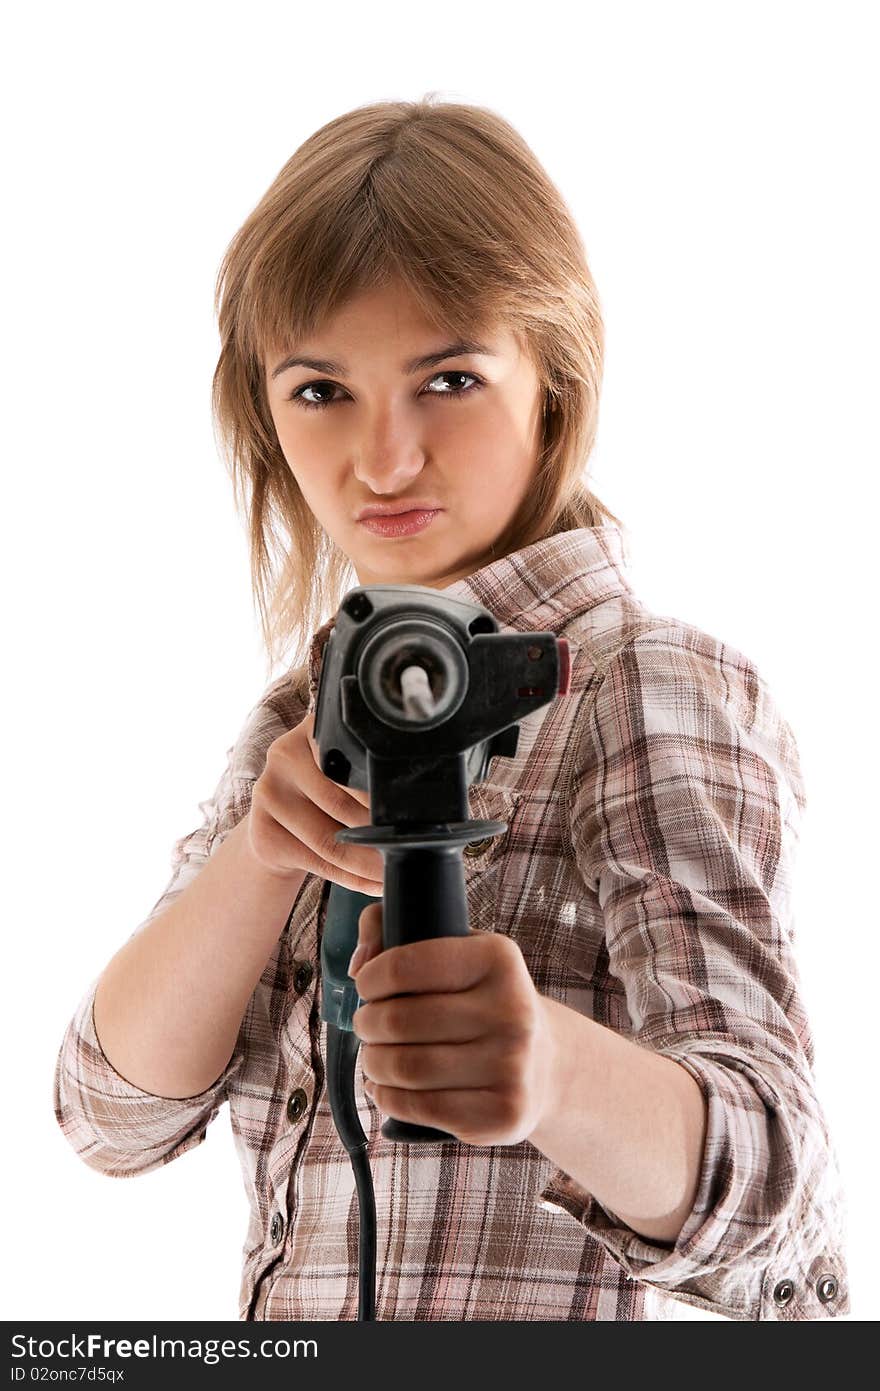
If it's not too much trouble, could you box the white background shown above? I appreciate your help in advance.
[3,0,877,1323]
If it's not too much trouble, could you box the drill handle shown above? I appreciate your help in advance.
[380,844,471,1145]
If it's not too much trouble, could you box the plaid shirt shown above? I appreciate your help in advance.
[54,525,849,1321]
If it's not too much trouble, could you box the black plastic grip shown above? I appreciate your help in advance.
[378,843,471,1144]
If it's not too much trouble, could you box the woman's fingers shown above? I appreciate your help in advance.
[247,710,382,893]
[304,711,372,810]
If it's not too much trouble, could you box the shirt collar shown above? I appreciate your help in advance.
[305,524,635,708]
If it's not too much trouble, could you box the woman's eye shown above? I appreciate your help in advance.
[288,370,483,411]
[424,370,481,399]
[289,380,339,409]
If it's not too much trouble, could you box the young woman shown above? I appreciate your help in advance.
[54,96,849,1322]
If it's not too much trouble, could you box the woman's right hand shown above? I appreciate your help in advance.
[246,711,384,895]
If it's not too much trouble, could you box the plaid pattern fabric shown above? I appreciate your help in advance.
[53,525,849,1320]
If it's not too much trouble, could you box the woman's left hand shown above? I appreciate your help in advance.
[348,901,559,1145]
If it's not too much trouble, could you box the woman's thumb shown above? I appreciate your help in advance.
[348,901,383,979]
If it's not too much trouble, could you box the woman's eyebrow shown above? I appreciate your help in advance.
[270,340,496,380]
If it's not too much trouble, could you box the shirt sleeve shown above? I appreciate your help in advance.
[538,624,850,1321]
[52,670,308,1178]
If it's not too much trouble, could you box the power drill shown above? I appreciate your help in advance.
[312,582,570,1318]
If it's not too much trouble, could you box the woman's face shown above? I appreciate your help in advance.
[263,278,545,589]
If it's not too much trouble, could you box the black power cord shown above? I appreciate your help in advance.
[325,1022,376,1320]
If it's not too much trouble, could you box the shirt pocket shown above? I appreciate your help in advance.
[461,781,523,932]
[473,787,612,1004]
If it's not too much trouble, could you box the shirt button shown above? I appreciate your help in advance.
[286,1088,308,1123]
[463,838,493,858]
[270,1212,284,1246]
[773,1278,795,1307]
[293,960,314,995]
[816,1273,838,1304]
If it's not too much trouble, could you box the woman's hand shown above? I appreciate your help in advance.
[246,711,384,895]
[349,903,560,1146]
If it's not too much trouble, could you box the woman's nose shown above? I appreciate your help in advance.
[352,420,427,494]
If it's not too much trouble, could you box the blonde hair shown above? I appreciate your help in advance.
[211,94,623,689]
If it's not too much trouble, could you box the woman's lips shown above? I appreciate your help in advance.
[357,509,442,537]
